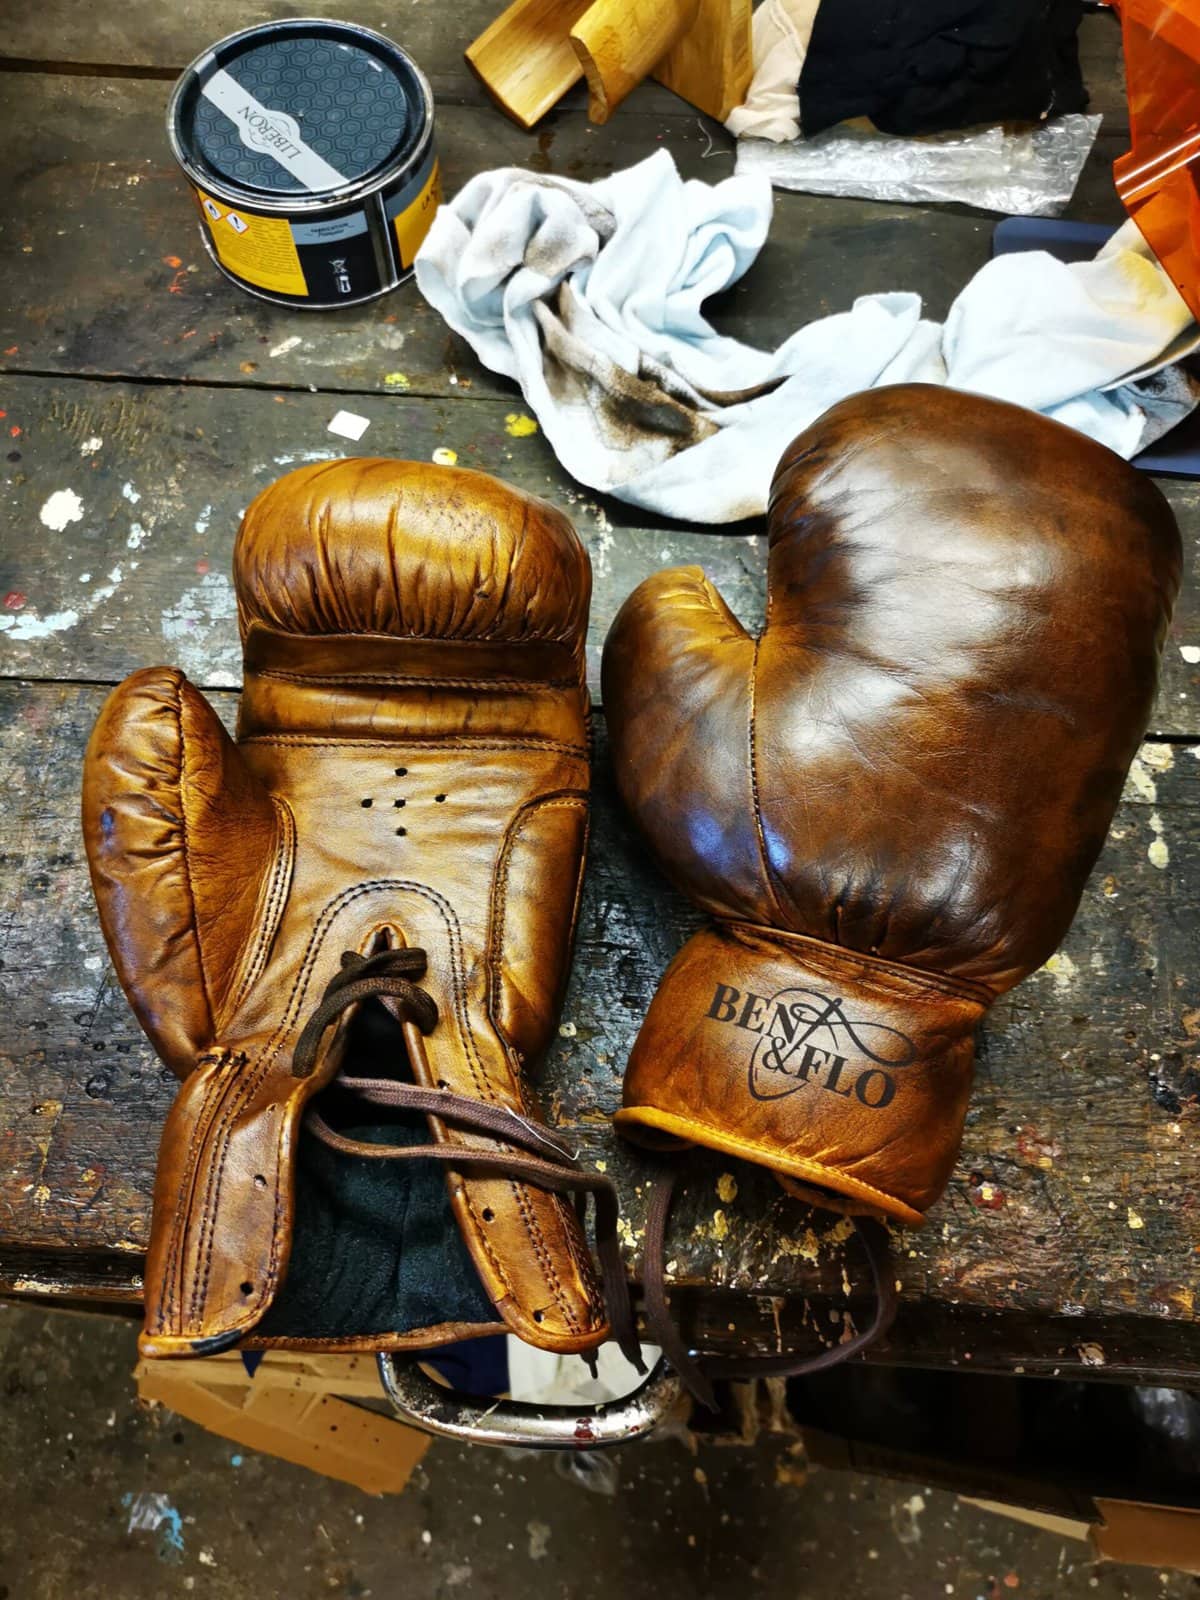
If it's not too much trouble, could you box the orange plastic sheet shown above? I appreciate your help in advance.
[1114,0,1200,321]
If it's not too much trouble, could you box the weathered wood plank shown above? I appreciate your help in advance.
[0,374,766,697]
[0,76,1129,399]
[2,373,1198,736]
[0,679,1196,1375]
[0,6,1129,125]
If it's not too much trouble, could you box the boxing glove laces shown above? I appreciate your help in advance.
[603,385,1181,1399]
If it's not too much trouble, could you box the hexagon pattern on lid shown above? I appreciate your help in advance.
[189,29,415,195]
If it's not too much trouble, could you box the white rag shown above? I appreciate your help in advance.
[414,150,1198,523]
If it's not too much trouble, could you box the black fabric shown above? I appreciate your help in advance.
[798,0,1088,139]
[257,999,494,1341]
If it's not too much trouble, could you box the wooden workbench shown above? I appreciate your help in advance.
[1,4,1196,1386]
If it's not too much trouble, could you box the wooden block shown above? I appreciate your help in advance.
[653,0,753,122]
[136,1358,430,1494]
[469,0,751,127]
[466,0,592,128]
[571,0,699,124]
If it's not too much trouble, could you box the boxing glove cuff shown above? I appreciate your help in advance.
[614,924,989,1226]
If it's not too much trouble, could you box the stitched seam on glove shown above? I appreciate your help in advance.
[182,878,572,1341]
[173,678,220,1036]
[486,790,600,1328]
[238,735,589,758]
[724,920,995,1006]
[224,797,296,1023]
[747,636,791,926]
[252,669,580,691]
[616,1106,922,1220]
[486,791,590,1050]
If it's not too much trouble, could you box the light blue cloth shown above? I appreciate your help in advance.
[415,150,1197,523]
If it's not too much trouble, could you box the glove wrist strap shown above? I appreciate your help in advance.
[615,922,990,1225]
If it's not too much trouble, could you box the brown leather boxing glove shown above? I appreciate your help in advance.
[83,459,637,1367]
[603,386,1180,1380]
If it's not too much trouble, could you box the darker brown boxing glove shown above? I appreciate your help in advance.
[603,386,1181,1230]
[83,459,638,1367]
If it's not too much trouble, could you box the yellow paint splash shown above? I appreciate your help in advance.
[716,1172,738,1204]
[432,447,458,466]
[1127,1207,1145,1230]
[383,371,410,389]
[504,412,539,438]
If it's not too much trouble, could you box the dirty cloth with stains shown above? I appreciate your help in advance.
[414,150,1198,523]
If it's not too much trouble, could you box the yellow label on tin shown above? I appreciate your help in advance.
[392,158,442,269]
[196,189,307,298]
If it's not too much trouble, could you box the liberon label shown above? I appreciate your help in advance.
[200,68,350,192]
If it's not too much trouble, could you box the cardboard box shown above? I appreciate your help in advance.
[135,1351,430,1495]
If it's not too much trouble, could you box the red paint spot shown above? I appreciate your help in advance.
[181,328,197,340]
[273,395,286,403]
[968,1180,1006,1211]
[163,254,183,269]
[168,271,188,295]
[4,346,17,356]
[195,559,210,575]
[0,410,6,418]
[4,591,27,610]
[9,425,20,438]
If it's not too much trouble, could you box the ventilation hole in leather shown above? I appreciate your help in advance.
[361,798,373,809]
[393,798,406,808]
[253,1174,267,1189]
[240,1281,254,1297]
[434,793,447,803]
[533,1310,545,1324]
[436,1079,448,1089]
[395,826,407,837]
[395,766,408,777]
[482,1207,495,1223]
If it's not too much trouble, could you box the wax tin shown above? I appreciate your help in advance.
[168,19,440,308]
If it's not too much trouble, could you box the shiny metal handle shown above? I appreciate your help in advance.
[377,1354,682,1449]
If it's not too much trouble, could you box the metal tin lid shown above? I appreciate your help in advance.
[169,19,430,204]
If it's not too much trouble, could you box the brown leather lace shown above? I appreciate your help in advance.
[290,948,645,1372]
[638,1165,898,1410]
[291,948,895,1408]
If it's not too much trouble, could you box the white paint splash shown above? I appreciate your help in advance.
[160,572,240,685]
[126,522,148,550]
[0,564,123,642]
[121,482,141,504]
[271,450,337,468]
[0,606,80,640]
[80,436,103,456]
[1148,810,1169,869]
[1181,645,1200,665]
[891,1493,926,1546]
[1123,744,1174,805]
[39,488,84,531]
[194,504,213,535]
[269,334,303,358]
[527,1522,551,1561]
